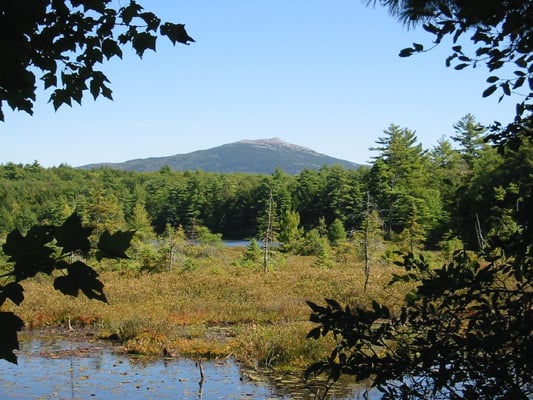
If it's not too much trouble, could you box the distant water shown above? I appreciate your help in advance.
[223,240,251,247]
[223,240,281,248]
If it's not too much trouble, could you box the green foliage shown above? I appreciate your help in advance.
[126,202,159,269]
[375,0,532,147]
[369,125,440,241]
[300,228,326,256]
[306,249,532,399]
[0,0,194,121]
[438,232,464,260]
[328,218,347,245]
[297,8,533,393]
[0,212,133,363]
[0,136,525,269]
[278,210,303,252]
[80,187,127,234]
[305,134,533,398]
[194,225,223,247]
[312,243,334,269]
[238,239,263,268]
[451,114,488,169]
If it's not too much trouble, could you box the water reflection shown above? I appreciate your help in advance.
[0,335,375,399]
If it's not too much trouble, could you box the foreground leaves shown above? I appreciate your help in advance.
[389,1,533,148]
[0,212,133,363]
[54,213,93,255]
[0,313,24,364]
[54,261,107,303]
[96,230,135,261]
[306,250,533,399]
[1,0,195,121]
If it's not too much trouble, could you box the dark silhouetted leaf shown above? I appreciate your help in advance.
[437,3,452,18]
[53,275,79,297]
[160,23,195,45]
[325,298,342,310]
[139,12,161,30]
[120,2,143,25]
[306,300,326,314]
[307,327,322,339]
[55,213,93,255]
[132,32,157,57]
[3,227,56,280]
[0,283,24,306]
[96,230,135,261]
[53,261,107,303]
[304,361,328,381]
[482,84,497,97]
[515,55,527,68]
[0,312,24,364]
[423,23,438,34]
[413,43,423,52]
[102,38,123,59]
[501,82,511,96]
[399,48,414,57]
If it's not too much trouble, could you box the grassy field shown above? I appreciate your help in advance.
[8,245,412,373]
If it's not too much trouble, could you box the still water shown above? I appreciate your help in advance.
[0,335,375,399]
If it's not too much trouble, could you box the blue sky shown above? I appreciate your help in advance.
[0,1,518,167]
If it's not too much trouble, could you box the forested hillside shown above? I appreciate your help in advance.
[2,117,529,258]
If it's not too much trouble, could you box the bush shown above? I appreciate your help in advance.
[238,239,263,267]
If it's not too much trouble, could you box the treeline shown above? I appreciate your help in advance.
[1,116,531,257]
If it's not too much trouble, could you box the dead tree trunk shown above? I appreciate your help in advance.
[364,192,371,293]
[263,190,273,273]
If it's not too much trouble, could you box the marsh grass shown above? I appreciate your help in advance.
[7,247,413,371]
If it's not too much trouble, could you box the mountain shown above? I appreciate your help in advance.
[80,138,361,174]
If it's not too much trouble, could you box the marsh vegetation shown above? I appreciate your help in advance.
[7,245,411,373]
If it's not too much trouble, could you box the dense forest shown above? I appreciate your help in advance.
[2,115,530,266]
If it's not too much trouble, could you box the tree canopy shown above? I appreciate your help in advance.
[0,0,194,121]
[371,0,533,146]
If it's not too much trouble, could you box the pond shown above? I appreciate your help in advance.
[0,333,376,399]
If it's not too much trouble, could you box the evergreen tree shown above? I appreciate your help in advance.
[369,124,436,240]
[278,209,303,252]
[430,136,466,211]
[328,218,347,246]
[451,114,487,169]
[80,187,126,235]
[294,169,323,230]
[238,239,263,268]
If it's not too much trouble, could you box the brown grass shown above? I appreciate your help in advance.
[6,247,410,371]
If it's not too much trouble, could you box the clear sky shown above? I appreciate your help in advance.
[0,1,519,167]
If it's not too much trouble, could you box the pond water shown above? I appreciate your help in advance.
[0,334,376,399]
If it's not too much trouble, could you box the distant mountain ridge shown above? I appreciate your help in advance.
[80,138,361,174]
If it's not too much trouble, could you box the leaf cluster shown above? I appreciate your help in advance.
[378,0,533,148]
[305,247,533,399]
[0,0,194,121]
[0,212,134,363]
